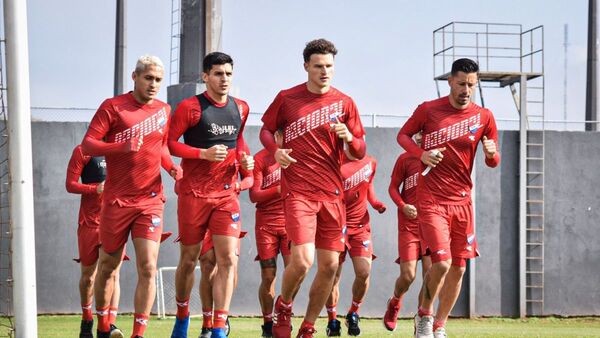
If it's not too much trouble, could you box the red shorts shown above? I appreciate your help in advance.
[177,193,241,246]
[100,201,164,254]
[339,223,374,263]
[200,230,246,257]
[417,194,478,264]
[283,194,345,252]
[396,216,428,263]
[77,225,101,266]
[254,222,290,261]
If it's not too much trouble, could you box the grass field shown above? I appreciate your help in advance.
[1,315,595,337]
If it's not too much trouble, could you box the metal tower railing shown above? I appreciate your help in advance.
[169,0,182,85]
[433,22,545,317]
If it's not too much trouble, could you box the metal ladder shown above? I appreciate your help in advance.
[510,73,545,316]
[169,0,182,85]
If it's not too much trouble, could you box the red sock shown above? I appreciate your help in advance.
[96,306,111,333]
[275,296,293,309]
[433,319,446,332]
[202,308,213,328]
[109,307,118,325]
[418,307,433,317]
[300,320,314,330]
[348,299,362,314]
[213,310,228,329]
[81,302,93,321]
[131,313,149,337]
[176,297,190,320]
[390,294,403,308]
[263,312,273,324]
[326,304,337,321]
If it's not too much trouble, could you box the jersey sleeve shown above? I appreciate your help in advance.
[160,106,178,173]
[397,102,428,158]
[483,109,501,168]
[81,99,131,156]
[65,146,98,195]
[343,97,367,159]
[167,98,202,159]
[388,155,407,208]
[249,155,280,203]
[261,91,284,133]
[366,159,384,210]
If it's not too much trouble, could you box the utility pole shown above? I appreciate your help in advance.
[586,0,598,131]
[114,0,127,96]
[564,24,569,130]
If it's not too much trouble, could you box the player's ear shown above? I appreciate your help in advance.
[303,62,309,72]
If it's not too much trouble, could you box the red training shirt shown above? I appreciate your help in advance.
[81,92,174,207]
[397,96,500,204]
[249,149,285,226]
[342,155,384,228]
[261,83,366,201]
[65,145,102,227]
[389,152,421,226]
[168,92,251,197]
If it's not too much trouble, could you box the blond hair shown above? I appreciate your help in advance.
[134,55,164,73]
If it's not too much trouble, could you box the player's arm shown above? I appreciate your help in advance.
[65,146,100,195]
[81,100,142,156]
[260,93,297,167]
[235,154,254,193]
[236,108,254,171]
[366,159,386,213]
[388,157,406,208]
[482,112,501,168]
[334,98,366,159]
[249,159,280,203]
[398,104,445,167]
[160,114,183,180]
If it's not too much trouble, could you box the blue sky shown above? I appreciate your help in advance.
[25,0,588,125]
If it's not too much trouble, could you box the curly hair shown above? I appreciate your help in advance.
[303,38,338,62]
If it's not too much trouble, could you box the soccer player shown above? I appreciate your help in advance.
[249,130,290,338]
[260,38,367,338]
[397,58,500,338]
[66,145,124,338]
[383,132,432,332]
[81,55,182,338]
[324,154,386,337]
[168,51,253,338]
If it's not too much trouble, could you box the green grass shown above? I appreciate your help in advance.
[2,315,600,337]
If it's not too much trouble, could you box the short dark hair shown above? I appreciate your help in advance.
[303,39,338,62]
[451,58,479,75]
[203,52,233,73]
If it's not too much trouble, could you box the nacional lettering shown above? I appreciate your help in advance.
[115,108,168,143]
[404,172,418,191]
[423,113,481,149]
[343,162,372,191]
[261,168,281,189]
[284,100,344,143]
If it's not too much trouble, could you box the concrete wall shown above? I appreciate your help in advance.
[25,123,600,317]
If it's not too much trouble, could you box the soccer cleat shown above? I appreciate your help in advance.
[96,331,111,338]
[273,296,292,338]
[414,314,434,338]
[262,321,274,337]
[296,326,316,338]
[79,319,94,338]
[171,316,190,338]
[433,327,447,338]
[211,327,227,338]
[325,319,341,336]
[383,298,401,331]
[109,324,124,338]
[225,317,231,336]
[345,312,361,336]
[198,327,212,338]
